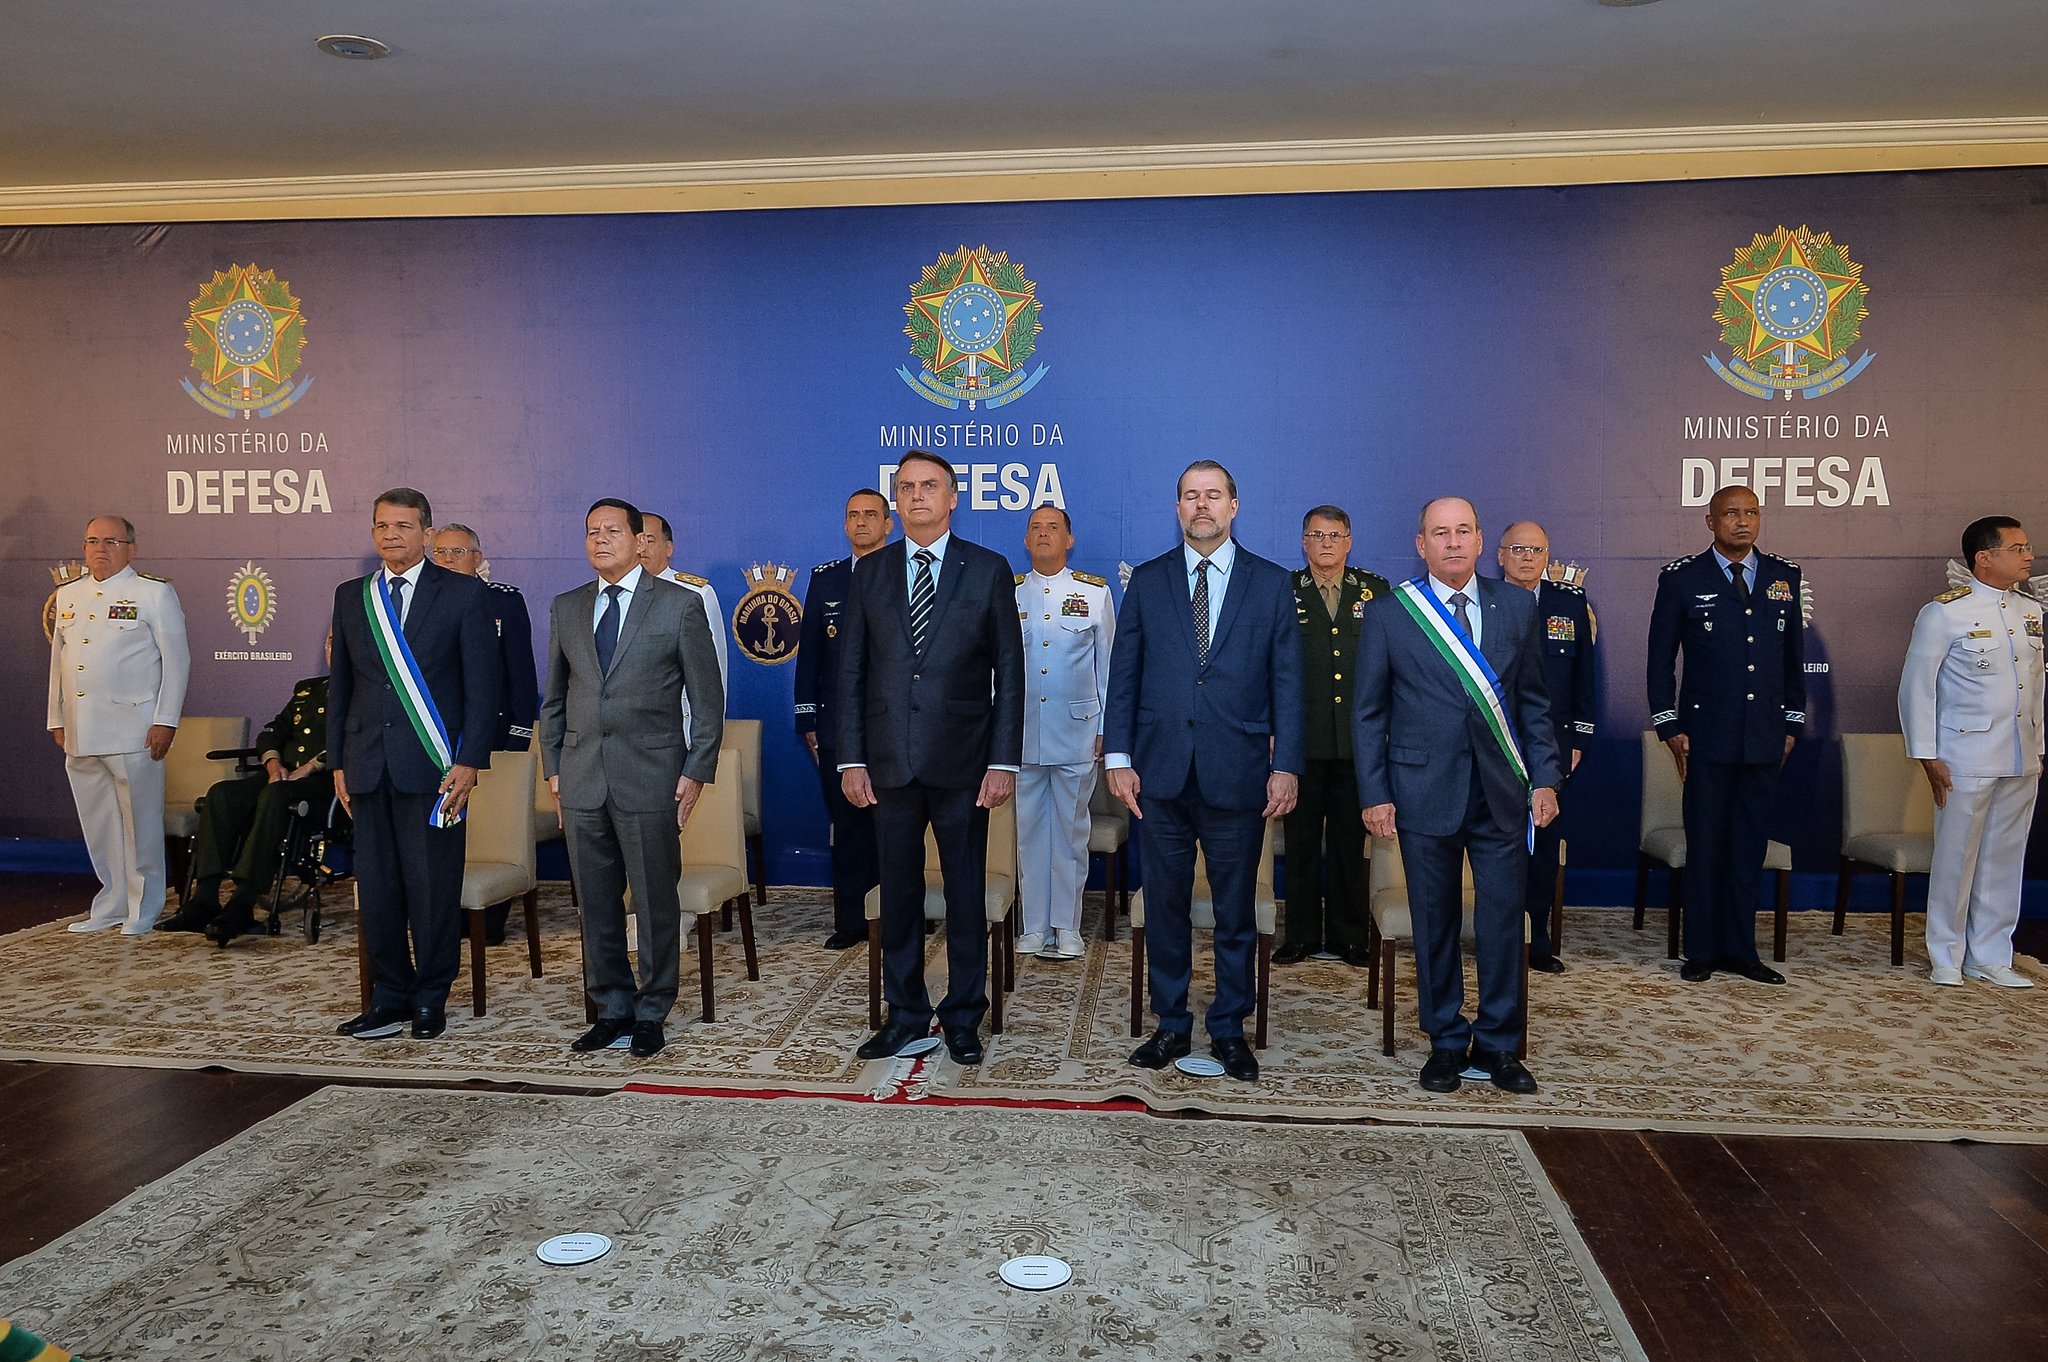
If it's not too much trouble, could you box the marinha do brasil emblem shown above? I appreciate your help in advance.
[183,263,312,419]
[732,563,803,666]
[898,245,1047,410]
[1706,225,1871,401]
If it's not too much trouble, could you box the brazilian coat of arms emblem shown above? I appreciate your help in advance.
[183,263,312,419]
[897,245,1047,410]
[227,561,279,645]
[1706,225,1871,401]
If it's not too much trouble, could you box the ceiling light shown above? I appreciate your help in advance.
[316,34,390,59]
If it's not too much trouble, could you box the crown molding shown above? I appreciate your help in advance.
[3,117,2044,223]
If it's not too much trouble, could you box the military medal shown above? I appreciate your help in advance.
[1351,599,1366,619]
[108,601,139,620]
[1766,579,1794,602]
[1546,616,1575,641]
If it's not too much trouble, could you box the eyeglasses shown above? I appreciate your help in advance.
[1989,543,2034,555]
[430,546,477,559]
[1302,531,1350,543]
[82,536,132,548]
[1501,545,1547,558]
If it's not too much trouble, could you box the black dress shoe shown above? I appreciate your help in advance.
[1679,959,1715,982]
[337,1007,411,1039]
[1341,945,1375,969]
[1419,1046,1468,1093]
[205,899,259,948]
[1128,1029,1192,1069]
[155,907,215,933]
[857,1017,928,1060]
[1529,953,1567,974]
[412,1007,447,1040]
[822,929,866,951]
[1725,958,1785,985]
[1273,942,1319,965]
[571,1016,634,1052]
[1469,1047,1538,1093]
[630,1020,666,1057]
[942,1026,983,1065]
[1210,1036,1259,1082]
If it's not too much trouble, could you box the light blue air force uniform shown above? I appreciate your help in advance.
[1016,567,1116,938]
[1898,577,2045,972]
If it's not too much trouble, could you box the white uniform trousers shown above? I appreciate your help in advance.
[1016,762,1096,938]
[1925,772,2038,972]
[65,749,168,928]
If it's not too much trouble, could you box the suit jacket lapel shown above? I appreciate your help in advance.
[402,564,441,643]
[1167,549,1199,660]
[609,576,654,673]
[1478,578,1513,676]
[917,538,970,657]
[566,583,602,673]
[878,541,915,652]
[1206,542,1251,661]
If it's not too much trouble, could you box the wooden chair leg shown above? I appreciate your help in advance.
[1890,872,1907,967]
[1254,931,1271,1050]
[747,832,767,907]
[1003,903,1017,992]
[736,894,760,981]
[697,910,717,1023]
[721,902,734,932]
[468,908,488,1018]
[1129,926,1146,1037]
[867,919,882,1031]
[1550,861,1566,953]
[523,888,542,979]
[1773,869,1790,963]
[1667,871,1684,960]
[989,923,1006,1035]
[1633,853,1650,930]
[1116,845,1130,923]
[1381,940,1397,1058]
[1367,920,1382,1009]
[1833,855,1852,935]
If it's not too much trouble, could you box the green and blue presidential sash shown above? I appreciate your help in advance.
[1394,578,1534,842]
[364,574,465,827]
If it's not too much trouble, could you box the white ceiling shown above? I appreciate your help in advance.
[1,0,2044,189]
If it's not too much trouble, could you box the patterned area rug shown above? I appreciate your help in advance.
[0,1087,1648,1362]
[0,887,2041,1140]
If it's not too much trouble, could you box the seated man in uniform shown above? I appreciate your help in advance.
[158,634,333,943]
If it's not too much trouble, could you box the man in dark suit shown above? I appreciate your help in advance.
[329,487,501,1041]
[837,450,1025,1066]
[540,498,726,1059]
[1647,483,1804,985]
[1355,496,1562,1094]
[1104,460,1304,1083]
[1496,520,1598,972]
[794,488,893,949]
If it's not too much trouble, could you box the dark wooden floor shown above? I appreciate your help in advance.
[3,874,2045,1362]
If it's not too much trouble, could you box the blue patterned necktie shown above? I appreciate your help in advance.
[594,583,623,673]
[386,574,407,627]
[1193,560,1211,662]
[910,549,936,653]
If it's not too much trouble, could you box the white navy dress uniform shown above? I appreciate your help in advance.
[1015,566,1116,953]
[658,568,729,746]
[1899,577,2045,985]
[46,565,190,932]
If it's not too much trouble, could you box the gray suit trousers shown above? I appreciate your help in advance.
[566,800,683,1023]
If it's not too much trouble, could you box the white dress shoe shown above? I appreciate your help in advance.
[121,920,158,936]
[1929,966,1964,987]
[66,918,125,934]
[1048,929,1085,960]
[1963,963,2036,989]
[1017,932,1046,957]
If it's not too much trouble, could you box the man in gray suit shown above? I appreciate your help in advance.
[540,497,726,1059]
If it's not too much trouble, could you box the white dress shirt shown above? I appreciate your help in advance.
[383,558,427,626]
[591,564,645,631]
[1428,573,1482,651]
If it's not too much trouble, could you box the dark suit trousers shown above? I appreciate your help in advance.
[1522,773,1570,956]
[1680,760,1775,965]
[874,782,988,1032]
[816,746,879,937]
[565,801,685,1023]
[352,785,466,1011]
[1281,758,1366,951]
[1395,769,1527,1054]
[1136,774,1262,1041]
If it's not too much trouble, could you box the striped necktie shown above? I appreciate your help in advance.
[910,548,936,653]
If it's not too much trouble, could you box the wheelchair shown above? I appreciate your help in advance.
[180,747,354,944]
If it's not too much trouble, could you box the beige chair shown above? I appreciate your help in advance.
[1127,822,1278,1049]
[724,718,767,911]
[164,715,252,901]
[1835,732,1936,967]
[863,797,1020,1033]
[531,750,575,906]
[458,750,543,1017]
[679,748,756,1022]
[1365,835,1531,1058]
[1634,730,1792,962]
[1088,774,1131,940]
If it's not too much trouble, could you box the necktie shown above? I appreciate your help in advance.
[1450,590,1473,638]
[1319,582,1340,617]
[595,583,623,674]
[1193,560,1212,662]
[909,549,936,653]
[387,575,407,627]
[1729,561,1747,596]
